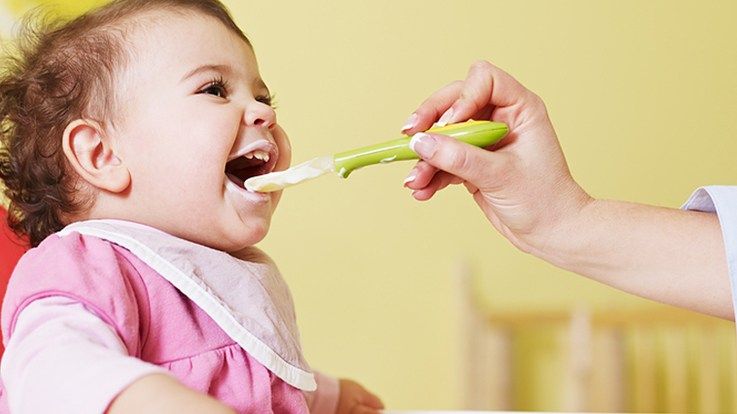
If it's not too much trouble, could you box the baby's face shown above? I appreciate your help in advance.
[112,12,290,252]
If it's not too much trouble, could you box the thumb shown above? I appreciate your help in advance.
[409,132,506,187]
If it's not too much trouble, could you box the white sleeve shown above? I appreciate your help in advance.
[0,296,171,414]
[682,185,737,319]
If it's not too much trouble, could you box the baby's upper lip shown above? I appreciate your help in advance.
[227,140,278,163]
[225,139,280,182]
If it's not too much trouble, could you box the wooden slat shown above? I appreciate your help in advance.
[631,328,657,413]
[590,327,626,412]
[482,327,513,410]
[456,260,736,412]
[485,307,729,328]
[563,309,591,412]
[456,261,512,410]
[662,328,688,413]
[698,327,720,414]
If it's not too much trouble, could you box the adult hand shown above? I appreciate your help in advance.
[401,60,591,254]
[401,61,732,320]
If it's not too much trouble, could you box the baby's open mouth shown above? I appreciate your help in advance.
[225,145,278,187]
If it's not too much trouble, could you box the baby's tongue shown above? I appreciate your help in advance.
[226,156,266,185]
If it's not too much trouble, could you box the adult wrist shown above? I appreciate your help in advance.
[524,184,597,268]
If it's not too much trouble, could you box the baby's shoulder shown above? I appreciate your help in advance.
[10,231,140,296]
[15,233,129,273]
[3,231,148,350]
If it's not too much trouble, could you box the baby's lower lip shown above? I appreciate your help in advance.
[225,175,270,203]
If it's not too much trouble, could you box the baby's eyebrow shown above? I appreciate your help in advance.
[180,64,234,83]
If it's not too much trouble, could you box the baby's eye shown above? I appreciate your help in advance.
[198,77,229,98]
[202,85,226,97]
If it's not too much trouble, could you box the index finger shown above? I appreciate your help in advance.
[402,60,530,132]
[451,60,528,123]
[402,80,463,135]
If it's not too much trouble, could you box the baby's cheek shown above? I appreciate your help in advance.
[271,125,292,171]
[271,191,282,212]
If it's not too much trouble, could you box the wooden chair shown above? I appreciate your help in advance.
[456,262,737,412]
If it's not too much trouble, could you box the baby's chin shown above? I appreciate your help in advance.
[205,221,270,253]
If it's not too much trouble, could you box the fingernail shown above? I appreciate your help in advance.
[436,107,454,126]
[409,132,437,158]
[403,169,417,185]
[401,113,418,132]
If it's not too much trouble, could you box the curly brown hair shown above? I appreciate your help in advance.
[0,0,249,247]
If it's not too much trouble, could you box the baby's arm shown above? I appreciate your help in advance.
[304,372,384,414]
[108,374,234,414]
[1,297,234,413]
[304,371,340,413]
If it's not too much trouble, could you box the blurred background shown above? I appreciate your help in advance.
[1,0,737,412]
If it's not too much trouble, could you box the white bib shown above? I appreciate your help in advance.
[58,219,316,391]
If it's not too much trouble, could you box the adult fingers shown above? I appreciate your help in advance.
[464,181,479,195]
[409,132,509,189]
[442,60,530,125]
[411,170,464,201]
[401,80,463,135]
[403,160,439,190]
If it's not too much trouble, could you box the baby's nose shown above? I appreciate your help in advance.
[244,102,275,128]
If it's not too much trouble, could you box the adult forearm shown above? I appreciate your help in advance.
[534,199,732,319]
[401,60,733,319]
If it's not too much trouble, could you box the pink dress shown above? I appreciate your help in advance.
[0,220,336,413]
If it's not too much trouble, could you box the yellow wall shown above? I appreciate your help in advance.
[238,1,737,409]
[2,0,737,410]
[2,0,99,16]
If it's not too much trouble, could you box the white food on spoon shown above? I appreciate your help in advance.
[244,155,334,193]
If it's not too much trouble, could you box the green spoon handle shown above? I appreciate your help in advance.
[332,120,508,178]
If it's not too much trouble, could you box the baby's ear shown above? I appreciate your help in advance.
[62,119,130,193]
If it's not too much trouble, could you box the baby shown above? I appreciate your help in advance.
[0,1,383,413]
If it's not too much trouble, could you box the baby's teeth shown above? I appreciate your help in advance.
[240,150,270,162]
[255,151,270,162]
